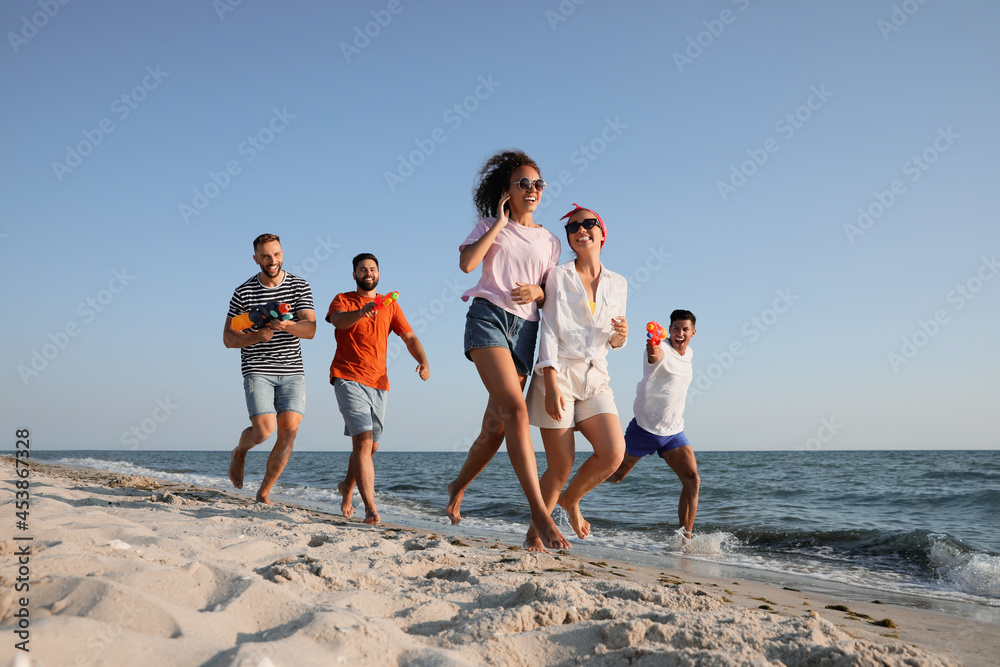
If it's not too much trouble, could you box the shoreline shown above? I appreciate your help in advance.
[2,458,997,665]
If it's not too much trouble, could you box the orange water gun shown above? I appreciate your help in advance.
[371,291,399,313]
[231,301,292,331]
[646,321,666,346]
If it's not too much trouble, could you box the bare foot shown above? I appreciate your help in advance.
[532,515,571,550]
[255,492,273,505]
[363,509,380,526]
[229,448,246,489]
[338,481,354,518]
[558,492,591,539]
[446,481,464,525]
[523,534,548,553]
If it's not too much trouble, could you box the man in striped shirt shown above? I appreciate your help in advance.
[225,233,316,504]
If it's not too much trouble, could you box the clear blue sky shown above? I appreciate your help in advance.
[4,1,998,452]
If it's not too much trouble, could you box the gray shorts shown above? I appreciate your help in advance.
[333,378,388,443]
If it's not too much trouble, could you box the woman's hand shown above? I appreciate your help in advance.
[610,316,628,349]
[511,282,543,305]
[545,384,565,422]
[543,367,564,422]
[495,191,511,230]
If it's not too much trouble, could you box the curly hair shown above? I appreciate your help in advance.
[472,150,541,219]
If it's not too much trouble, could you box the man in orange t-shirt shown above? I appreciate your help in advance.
[326,253,430,526]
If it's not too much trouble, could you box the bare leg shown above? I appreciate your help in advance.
[662,445,699,538]
[349,432,379,525]
[609,453,641,483]
[468,347,570,551]
[229,414,276,489]
[339,441,378,518]
[256,411,301,504]
[524,428,575,551]
[447,380,525,524]
[557,413,626,539]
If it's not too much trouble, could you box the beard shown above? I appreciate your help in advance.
[355,275,379,291]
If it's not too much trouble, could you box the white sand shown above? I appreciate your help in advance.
[2,459,997,666]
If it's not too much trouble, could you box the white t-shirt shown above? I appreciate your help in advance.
[633,343,694,437]
[459,218,561,322]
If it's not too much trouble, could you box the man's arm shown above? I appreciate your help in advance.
[223,316,274,348]
[327,302,376,329]
[399,331,430,381]
[269,309,317,339]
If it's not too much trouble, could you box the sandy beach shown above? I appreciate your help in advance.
[2,458,996,666]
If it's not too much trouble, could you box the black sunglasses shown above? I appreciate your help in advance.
[510,177,546,192]
[564,218,601,234]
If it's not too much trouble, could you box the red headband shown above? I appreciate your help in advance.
[560,203,607,246]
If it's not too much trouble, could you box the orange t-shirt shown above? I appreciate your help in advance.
[326,292,412,391]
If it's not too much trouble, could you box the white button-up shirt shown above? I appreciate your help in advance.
[534,261,628,378]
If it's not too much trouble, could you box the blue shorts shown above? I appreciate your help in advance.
[244,374,306,418]
[624,418,691,457]
[464,298,539,377]
[333,378,388,443]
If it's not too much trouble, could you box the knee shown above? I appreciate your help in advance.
[683,470,700,494]
[546,459,574,482]
[252,424,275,443]
[352,437,374,455]
[276,424,299,443]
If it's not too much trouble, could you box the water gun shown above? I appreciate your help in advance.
[646,321,666,346]
[371,291,399,313]
[231,301,293,331]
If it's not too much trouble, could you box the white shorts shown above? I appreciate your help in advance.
[526,360,618,429]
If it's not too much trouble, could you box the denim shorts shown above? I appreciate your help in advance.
[464,298,539,377]
[333,378,388,443]
[244,374,306,417]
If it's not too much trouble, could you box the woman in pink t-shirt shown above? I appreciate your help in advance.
[446,149,569,551]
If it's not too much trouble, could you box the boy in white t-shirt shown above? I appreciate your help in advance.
[609,310,700,538]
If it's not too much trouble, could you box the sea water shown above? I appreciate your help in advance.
[35,449,1000,613]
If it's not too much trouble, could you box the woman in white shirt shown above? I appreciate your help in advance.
[524,204,629,545]
[449,150,570,552]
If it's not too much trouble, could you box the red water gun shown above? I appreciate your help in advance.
[232,301,292,331]
[646,321,666,346]
[371,291,399,313]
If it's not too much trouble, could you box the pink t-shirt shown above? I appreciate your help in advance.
[459,217,562,322]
